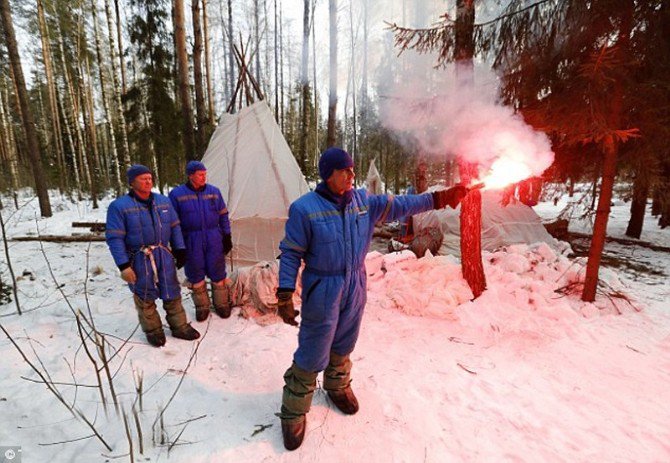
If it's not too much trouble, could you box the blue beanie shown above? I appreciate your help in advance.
[186,160,207,176]
[126,164,152,184]
[318,147,354,181]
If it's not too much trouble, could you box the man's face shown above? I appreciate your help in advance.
[131,173,153,196]
[189,170,207,189]
[327,167,355,195]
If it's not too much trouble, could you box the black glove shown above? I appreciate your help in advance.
[277,289,299,326]
[173,248,187,269]
[222,233,233,255]
[432,185,469,209]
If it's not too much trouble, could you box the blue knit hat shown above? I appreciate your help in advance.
[186,160,207,176]
[126,164,152,184]
[318,147,354,181]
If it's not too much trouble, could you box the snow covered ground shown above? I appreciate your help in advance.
[0,188,668,462]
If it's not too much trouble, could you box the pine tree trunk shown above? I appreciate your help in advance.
[279,1,285,129]
[104,0,130,166]
[1,0,52,217]
[326,0,337,148]
[582,139,617,302]
[91,0,123,193]
[298,0,310,171]
[192,0,207,156]
[624,170,648,239]
[81,55,100,208]
[581,1,632,302]
[174,0,195,160]
[455,0,485,298]
[202,0,215,126]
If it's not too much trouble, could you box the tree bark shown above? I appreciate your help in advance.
[455,0,485,298]
[0,0,52,217]
[113,0,127,95]
[202,0,215,126]
[625,170,648,239]
[192,0,207,156]
[298,0,310,171]
[104,0,130,166]
[91,0,123,193]
[326,0,338,148]
[227,0,235,111]
[37,0,65,190]
[581,1,633,302]
[174,0,195,160]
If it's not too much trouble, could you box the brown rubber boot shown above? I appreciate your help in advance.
[324,352,359,415]
[163,298,200,341]
[279,362,318,450]
[281,415,306,451]
[212,280,232,318]
[133,295,166,347]
[191,283,211,322]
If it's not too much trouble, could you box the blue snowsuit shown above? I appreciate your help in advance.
[168,183,231,284]
[105,192,185,301]
[278,186,435,372]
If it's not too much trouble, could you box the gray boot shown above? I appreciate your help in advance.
[212,281,232,319]
[191,284,211,322]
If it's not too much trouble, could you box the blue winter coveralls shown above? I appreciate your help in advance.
[106,192,185,301]
[168,183,231,284]
[278,188,435,373]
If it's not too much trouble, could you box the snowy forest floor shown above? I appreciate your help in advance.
[0,189,668,463]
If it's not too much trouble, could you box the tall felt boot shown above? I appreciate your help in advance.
[324,352,359,415]
[163,297,200,341]
[191,284,211,322]
[133,295,165,347]
[279,362,318,450]
[212,281,231,319]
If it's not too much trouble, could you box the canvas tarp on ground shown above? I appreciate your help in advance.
[201,101,309,266]
[412,190,558,257]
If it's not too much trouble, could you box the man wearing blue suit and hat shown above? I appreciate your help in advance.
[106,164,200,347]
[169,161,233,322]
[275,147,469,450]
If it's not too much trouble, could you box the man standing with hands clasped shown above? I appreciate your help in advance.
[275,147,469,450]
[105,165,200,347]
[169,161,234,322]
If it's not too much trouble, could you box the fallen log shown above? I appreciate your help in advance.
[72,221,106,232]
[12,234,106,243]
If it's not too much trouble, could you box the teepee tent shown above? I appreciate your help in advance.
[365,158,383,194]
[201,100,309,266]
[412,190,558,257]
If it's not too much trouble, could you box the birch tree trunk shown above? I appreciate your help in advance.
[0,0,52,217]
[455,0,486,299]
[191,0,207,156]
[227,0,235,110]
[174,0,195,160]
[37,0,66,190]
[298,0,310,171]
[104,0,130,166]
[0,81,20,208]
[113,0,127,94]
[91,0,123,193]
[326,0,337,148]
[202,0,215,126]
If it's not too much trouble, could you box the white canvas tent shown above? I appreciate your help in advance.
[365,159,383,194]
[201,101,309,266]
[412,190,558,257]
